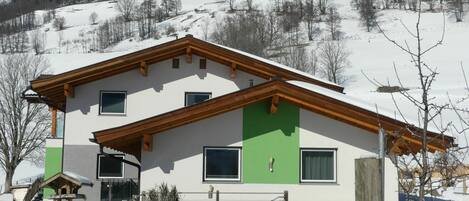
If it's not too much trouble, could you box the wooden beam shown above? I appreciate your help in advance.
[51,108,57,138]
[143,134,153,152]
[230,63,237,79]
[186,47,192,63]
[64,83,74,98]
[270,95,279,114]
[139,61,148,76]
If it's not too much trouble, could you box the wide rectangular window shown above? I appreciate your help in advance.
[100,91,126,115]
[185,92,211,106]
[301,149,336,182]
[98,155,124,178]
[203,147,241,181]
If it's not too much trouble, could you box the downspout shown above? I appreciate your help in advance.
[90,139,142,198]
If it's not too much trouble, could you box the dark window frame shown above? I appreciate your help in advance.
[172,58,180,69]
[184,92,212,106]
[299,148,337,183]
[99,91,127,115]
[199,58,207,69]
[202,146,242,182]
[97,154,125,179]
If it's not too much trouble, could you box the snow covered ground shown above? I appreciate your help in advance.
[1,0,468,199]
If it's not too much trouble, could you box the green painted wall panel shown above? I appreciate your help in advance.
[43,147,62,198]
[242,100,299,184]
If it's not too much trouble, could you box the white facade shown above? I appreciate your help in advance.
[139,108,399,201]
[64,55,265,146]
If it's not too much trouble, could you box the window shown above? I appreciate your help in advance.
[185,92,212,106]
[301,149,337,182]
[100,91,126,115]
[199,58,207,69]
[98,155,124,178]
[172,58,180,68]
[203,147,241,181]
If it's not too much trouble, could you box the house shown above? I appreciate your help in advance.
[27,35,454,201]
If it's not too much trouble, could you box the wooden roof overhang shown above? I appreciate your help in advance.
[93,80,455,158]
[30,35,343,111]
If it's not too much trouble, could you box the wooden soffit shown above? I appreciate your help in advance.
[93,80,454,157]
[30,35,343,111]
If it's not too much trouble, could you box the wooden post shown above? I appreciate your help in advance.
[283,190,288,201]
[464,176,467,194]
[51,108,57,138]
[215,190,219,201]
[64,83,74,98]
[186,47,192,63]
[270,95,279,114]
[230,63,237,79]
[139,61,148,76]
[143,134,153,152]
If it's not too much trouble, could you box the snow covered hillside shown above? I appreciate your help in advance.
[1,0,468,199]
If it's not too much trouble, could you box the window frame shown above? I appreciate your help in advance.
[203,146,242,182]
[97,154,125,179]
[300,148,337,183]
[99,91,127,116]
[184,92,212,106]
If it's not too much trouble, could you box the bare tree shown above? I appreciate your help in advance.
[305,0,319,41]
[372,1,469,200]
[201,18,211,41]
[358,0,378,32]
[450,0,464,22]
[89,11,98,25]
[30,29,45,55]
[318,40,351,85]
[227,0,236,11]
[116,0,136,21]
[246,0,254,11]
[52,16,66,30]
[0,54,50,193]
[325,6,341,40]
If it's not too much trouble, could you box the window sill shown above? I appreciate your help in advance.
[98,113,127,117]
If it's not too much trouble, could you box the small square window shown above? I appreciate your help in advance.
[203,147,241,181]
[301,149,337,183]
[172,58,180,69]
[185,92,212,106]
[199,58,207,69]
[100,91,126,115]
[98,155,124,178]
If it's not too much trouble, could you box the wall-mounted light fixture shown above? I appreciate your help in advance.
[269,157,275,172]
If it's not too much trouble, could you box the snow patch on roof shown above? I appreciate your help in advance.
[288,80,444,135]
[208,41,342,88]
[63,171,92,186]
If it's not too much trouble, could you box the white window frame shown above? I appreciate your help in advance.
[97,155,125,179]
[203,147,241,182]
[99,91,127,115]
[300,149,337,183]
[185,92,212,106]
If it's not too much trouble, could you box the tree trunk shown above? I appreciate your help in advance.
[3,167,14,193]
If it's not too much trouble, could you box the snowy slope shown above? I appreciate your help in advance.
[1,0,468,199]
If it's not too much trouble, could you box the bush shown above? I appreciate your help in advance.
[165,24,176,36]
[141,183,179,201]
[53,16,66,30]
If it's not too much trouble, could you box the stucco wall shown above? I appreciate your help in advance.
[64,55,265,146]
[62,56,264,200]
[140,107,399,201]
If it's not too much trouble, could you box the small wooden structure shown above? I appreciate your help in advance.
[40,171,93,201]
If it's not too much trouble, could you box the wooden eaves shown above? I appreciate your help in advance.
[93,80,455,158]
[29,35,343,111]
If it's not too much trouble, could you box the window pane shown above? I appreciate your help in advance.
[99,156,123,178]
[205,149,239,179]
[302,151,334,181]
[186,93,211,106]
[101,93,125,114]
